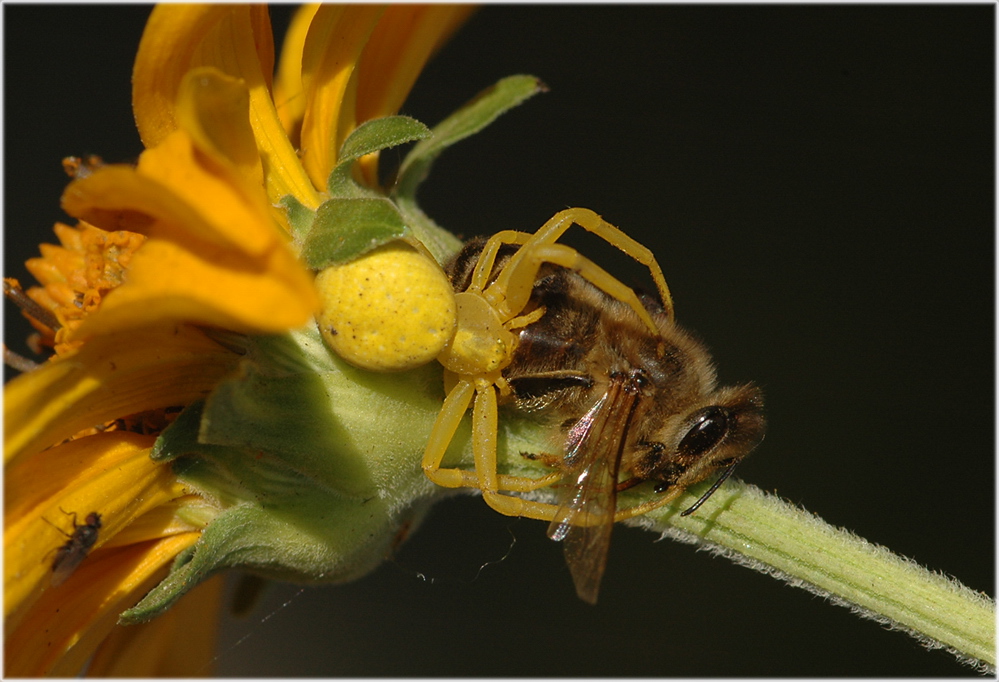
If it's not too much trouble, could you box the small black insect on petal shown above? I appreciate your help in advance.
[46,510,102,586]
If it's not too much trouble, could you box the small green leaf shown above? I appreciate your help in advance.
[325,163,382,199]
[338,116,431,164]
[395,75,546,199]
[300,197,409,270]
[327,116,431,197]
[278,194,317,242]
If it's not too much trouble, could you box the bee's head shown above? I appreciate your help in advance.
[632,383,766,508]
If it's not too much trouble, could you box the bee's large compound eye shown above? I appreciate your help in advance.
[678,406,731,457]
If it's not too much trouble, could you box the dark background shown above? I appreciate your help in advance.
[4,4,994,676]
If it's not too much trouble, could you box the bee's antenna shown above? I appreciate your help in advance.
[680,461,739,517]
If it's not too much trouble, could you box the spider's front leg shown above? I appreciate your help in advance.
[490,209,674,325]
[420,373,559,499]
[421,378,476,489]
[469,379,565,521]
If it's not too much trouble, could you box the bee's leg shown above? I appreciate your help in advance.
[613,487,686,521]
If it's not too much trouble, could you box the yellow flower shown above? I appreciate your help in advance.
[4,4,472,675]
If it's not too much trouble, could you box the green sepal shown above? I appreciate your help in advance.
[300,197,410,270]
[124,325,559,625]
[121,327,451,623]
[198,327,478,505]
[198,358,377,499]
[394,75,547,200]
[119,463,434,624]
[278,194,316,242]
[326,116,431,198]
[151,399,198,462]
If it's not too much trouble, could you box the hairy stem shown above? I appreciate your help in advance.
[623,479,995,672]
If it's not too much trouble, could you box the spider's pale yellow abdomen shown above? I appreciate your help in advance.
[315,243,457,372]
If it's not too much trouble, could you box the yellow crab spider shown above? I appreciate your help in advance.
[421,207,674,521]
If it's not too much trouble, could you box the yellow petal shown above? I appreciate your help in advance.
[176,66,265,190]
[72,236,319,339]
[355,4,475,185]
[4,533,200,677]
[299,4,385,189]
[58,132,319,340]
[4,431,186,628]
[3,324,239,467]
[101,495,216,549]
[133,5,319,208]
[133,4,233,147]
[62,133,278,257]
[356,5,476,122]
[85,575,224,677]
[274,4,321,140]
[132,5,273,145]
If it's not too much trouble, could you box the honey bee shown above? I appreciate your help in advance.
[42,509,103,586]
[447,236,766,603]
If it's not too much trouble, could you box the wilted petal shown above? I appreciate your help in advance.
[72,236,319,339]
[58,132,319,337]
[3,324,239,467]
[176,66,265,190]
[62,133,278,256]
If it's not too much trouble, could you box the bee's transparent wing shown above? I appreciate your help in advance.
[547,376,639,604]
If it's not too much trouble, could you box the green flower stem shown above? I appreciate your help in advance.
[623,479,996,671]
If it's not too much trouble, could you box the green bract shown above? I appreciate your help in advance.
[301,197,409,270]
[122,325,555,623]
